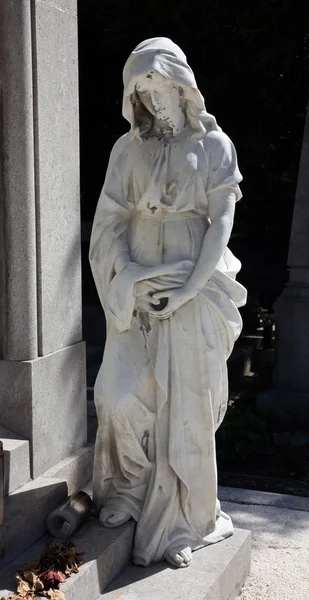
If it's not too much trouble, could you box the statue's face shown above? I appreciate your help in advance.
[135,70,181,122]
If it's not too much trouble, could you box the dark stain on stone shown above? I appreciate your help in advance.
[139,310,152,348]
[147,202,158,215]
[140,310,151,333]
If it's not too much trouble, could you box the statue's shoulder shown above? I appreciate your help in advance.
[202,129,235,155]
[110,132,132,161]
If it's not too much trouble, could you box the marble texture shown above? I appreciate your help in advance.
[0,518,135,598]
[33,0,82,356]
[41,0,78,16]
[0,426,31,495]
[0,476,68,569]
[90,38,247,569]
[0,342,87,478]
[0,0,38,360]
[103,529,251,600]
[42,443,94,495]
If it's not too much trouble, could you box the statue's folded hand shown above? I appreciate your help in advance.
[148,286,196,319]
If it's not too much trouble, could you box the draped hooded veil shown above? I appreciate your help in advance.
[122,37,221,138]
[89,37,247,566]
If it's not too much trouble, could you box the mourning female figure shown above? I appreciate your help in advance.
[89,37,247,569]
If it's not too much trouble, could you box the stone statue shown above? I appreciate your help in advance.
[89,37,247,569]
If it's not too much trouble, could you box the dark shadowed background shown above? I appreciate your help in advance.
[78,0,309,336]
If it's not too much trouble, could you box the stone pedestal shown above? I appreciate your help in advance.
[0,343,86,478]
[257,102,309,423]
[0,0,87,477]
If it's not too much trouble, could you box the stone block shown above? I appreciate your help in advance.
[0,360,33,440]
[43,444,94,495]
[0,426,30,495]
[0,518,135,599]
[33,0,81,356]
[274,283,309,393]
[0,342,87,478]
[49,0,77,15]
[0,477,68,569]
[103,529,251,600]
[0,0,38,361]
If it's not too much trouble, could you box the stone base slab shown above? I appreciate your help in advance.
[0,426,30,495]
[0,444,93,569]
[0,523,250,600]
[0,476,67,569]
[0,341,87,478]
[103,528,251,600]
[0,518,135,599]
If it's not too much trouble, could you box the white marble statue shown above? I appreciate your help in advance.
[89,37,247,569]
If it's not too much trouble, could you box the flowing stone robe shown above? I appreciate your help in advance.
[89,124,247,566]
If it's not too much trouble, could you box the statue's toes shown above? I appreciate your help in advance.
[104,510,131,528]
[179,547,192,565]
[99,507,114,526]
[166,552,184,567]
[166,546,192,568]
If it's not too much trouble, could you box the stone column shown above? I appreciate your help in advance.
[0,0,87,477]
[258,102,309,423]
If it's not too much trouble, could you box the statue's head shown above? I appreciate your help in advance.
[122,38,220,141]
[130,69,186,139]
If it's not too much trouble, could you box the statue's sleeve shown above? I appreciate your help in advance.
[205,131,243,201]
[89,135,132,312]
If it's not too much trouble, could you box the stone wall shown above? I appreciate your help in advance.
[0,0,87,477]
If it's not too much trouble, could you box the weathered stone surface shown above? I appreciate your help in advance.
[47,0,77,15]
[0,447,92,570]
[0,426,30,495]
[0,360,33,440]
[31,341,87,476]
[103,529,251,600]
[89,37,247,567]
[43,444,94,495]
[0,342,87,478]
[0,476,68,569]
[0,519,135,598]
[33,0,81,356]
[0,0,38,360]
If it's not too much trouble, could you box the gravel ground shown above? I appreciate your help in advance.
[221,497,309,600]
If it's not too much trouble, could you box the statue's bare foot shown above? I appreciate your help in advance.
[99,507,131,528]
[166,546,192,568]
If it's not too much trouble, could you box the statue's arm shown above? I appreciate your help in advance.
[89,135,132,308]
[151,131,241,316]
[184,188,236,297]
[184,130,242,296]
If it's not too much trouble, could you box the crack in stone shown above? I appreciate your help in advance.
[38,0,77,17]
